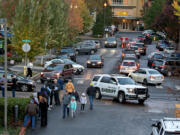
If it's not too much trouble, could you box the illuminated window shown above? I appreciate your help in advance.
[113,0,123,5]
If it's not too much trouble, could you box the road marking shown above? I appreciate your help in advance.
[156,86,163,89]
[77,80,84,84]
[175,85,180,90]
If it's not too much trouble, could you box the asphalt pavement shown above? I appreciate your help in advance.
[24,32,180,135]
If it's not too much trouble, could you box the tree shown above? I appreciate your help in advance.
[85,0,106,13]
[144,0,166,29]
[92,5,113,36]
[11,0,69,60]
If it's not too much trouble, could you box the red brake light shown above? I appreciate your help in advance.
[120,65,123,69]
[40,72,44,77]
[152,63,155,66]
[150,75,155,79]
[159,65,164,67]
[122,53,125,57]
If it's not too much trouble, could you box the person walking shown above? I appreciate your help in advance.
[86,83,96,110]
[80,93,87,112]
[65,80,74,95]
[39,95,48,127]
[70,96,77,118]
[0,74,5,97]
[11,75,17,97]
[53,79,60,106]
[24,99,39,129]
[62,91,71,119]
[26,62,33,78]
[58,77,64,104]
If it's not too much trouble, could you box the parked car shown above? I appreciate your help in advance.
[123,56,140,65]
[147,52,164,68]
[129,68,164,85]
[44,59,64,68]
[104,37,117,48]
[75,42,97,55]
[40,63,74,83]
[152,59,180,76]
[164,47,175,54]
[60,47,76,62]
[0,71,35,92]
[62,59,84,75]
[120,60,139,75]
[83,40,101,49]
[86,55,104,68]
[151,118,180,135]
[132,43,146,55]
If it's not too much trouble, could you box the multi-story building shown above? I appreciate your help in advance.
[108,0,145,31]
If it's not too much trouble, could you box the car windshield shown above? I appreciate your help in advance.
[61,48,73,53]
[63,59,75,64]
[57,55,68,59]
[123,62,135,66]
[107,37,115,41]
[148,70,160,74]
[154,60,163,65]
[46,65,64,71]
[125,50,134,54]
[135,44,144,47]
[90,55,101,60]
[118,78,136,85]
[166,47,174,50]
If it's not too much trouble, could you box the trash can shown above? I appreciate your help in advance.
[14,105,19,124]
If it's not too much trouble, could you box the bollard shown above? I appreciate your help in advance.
[14,105,18,124]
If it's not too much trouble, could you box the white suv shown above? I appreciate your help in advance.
[151,118,180,135]
[91,74,149,104]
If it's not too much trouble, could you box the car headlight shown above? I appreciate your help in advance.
[105,41,107,44]
[113,41,116,44]
[28,81,34,85]
[87,61,91,64]
[98,61,102,64]
[127,88,134,93]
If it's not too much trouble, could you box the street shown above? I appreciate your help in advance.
[25,32,180,135]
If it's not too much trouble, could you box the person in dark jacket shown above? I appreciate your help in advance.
[39,95,48,127]
[62,91,71,119]
[86,83,97,110]
[72,90,80,102]
[24,100,39,129]
[11,75,17,97]
[53,79,60,105]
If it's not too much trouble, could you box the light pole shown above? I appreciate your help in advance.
[104,2,107,35]
[0,18,8,131]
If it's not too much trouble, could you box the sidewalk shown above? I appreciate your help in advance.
[10,65,44,72]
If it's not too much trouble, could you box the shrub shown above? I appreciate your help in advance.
[0,98,30,127]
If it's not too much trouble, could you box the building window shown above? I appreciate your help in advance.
[113,0,123,5]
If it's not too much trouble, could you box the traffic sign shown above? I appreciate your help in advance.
[22,43,31,52]
[22,40,31,43]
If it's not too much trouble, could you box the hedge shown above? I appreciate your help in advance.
[0,98,30,127]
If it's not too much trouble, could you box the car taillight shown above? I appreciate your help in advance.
[152,63,155,66]
[137,64,140,68]
[122,53,125,57]
[159,65,164,67]
[150,75,155,79]
[138,48,140,51]
[120,65,123,69]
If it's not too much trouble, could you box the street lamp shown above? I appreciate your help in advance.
[104,2,107,36]
[0,18,8,131]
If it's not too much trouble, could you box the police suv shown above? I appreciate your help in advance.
[91,74,149,104]
[151,118,180,135]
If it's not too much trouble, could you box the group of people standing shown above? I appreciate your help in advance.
[23,77,97,130]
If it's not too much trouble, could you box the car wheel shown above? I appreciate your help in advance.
[167,71,172,77]
[138,99,145,104]
[95,89,102,99]
[118,92,125,103]
[143,79,148,86]
[90,50,95,54]
[21,85,28,92]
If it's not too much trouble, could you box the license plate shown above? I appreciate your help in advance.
[138,95,145,99]
[92,63,95,66]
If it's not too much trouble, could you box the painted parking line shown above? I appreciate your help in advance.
[155,85,163,89]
